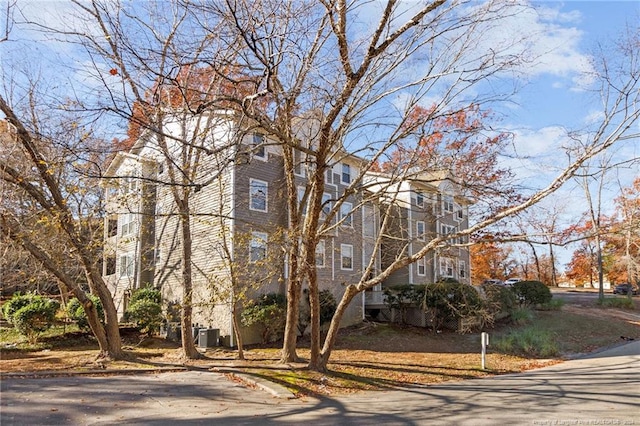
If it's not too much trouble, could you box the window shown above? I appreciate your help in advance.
[249,179,268,212]
[439,257,454,277]
[416,221,425,241]
[252,133,266,159]
[107,217,118,238]
[325,168,333,185]
[105,256,116,276]
[298,186,307,215]
[321,193,332,217]
[250,232,267,262]
[417,257,426,276]
[294,149,303,176]
[120,213,136,236]
[456,207,464,221]
[155,249,162,265]
[440,224,455,237]
[459,260,467,279]
[341,163,351,185]
[340,201,353,227]
[442,195,454,213]
[341,244,353,270]
[416,192,424,207]
[121,177,138,195]
[157,162,164,176]
[119,254,134,277]
[315,240,325,267]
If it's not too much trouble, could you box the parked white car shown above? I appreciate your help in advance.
[504,278,522,287]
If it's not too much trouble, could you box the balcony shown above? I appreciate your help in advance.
[364,290,386,306]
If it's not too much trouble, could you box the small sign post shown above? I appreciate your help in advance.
[481,332,489,370]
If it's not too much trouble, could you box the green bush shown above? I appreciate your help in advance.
[2,292,34,323]
[383,284,424,324]
[298,289,338,335]
[241,293,286,344]
[125,287,164,335]
[383,281,487,331]
[318,289,338,325]
[130,287,162,305]
[65,295,104,331]
[425,280,484,319]
[3,293,60,343]
[495,326,558,357]
[482,283,518,315]
[512,280,552,306]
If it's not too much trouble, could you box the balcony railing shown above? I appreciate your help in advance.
[364,290,386,305]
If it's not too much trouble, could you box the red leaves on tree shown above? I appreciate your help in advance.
[381,104,512,203]
[112,65,266,153]
[109,68,118,76]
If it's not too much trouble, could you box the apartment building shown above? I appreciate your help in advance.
[363,171,471,309]
[102,113,375,344]
[102,113,470,344]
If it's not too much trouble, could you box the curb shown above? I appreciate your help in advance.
[214,367,297,399]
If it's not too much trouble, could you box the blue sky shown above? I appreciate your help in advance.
[502,1,640,271]
[518,1,639,129]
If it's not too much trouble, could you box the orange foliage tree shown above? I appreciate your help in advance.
[470,240,517,284]
[604,177,640,284]
[381,104,517,214]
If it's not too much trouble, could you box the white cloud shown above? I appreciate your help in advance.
[464,2,593,85]
[498,125,572,185]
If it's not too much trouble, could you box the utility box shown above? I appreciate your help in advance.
[198,328,220,348]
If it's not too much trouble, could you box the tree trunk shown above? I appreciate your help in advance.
[307,265,320,366]
[85,268,124,359]
[281,271,302,363]
[231,299,245,360]
[309,284,359,372]
[179,207,201,359]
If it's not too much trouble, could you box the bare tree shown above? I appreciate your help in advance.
[199,0,639,371]
[0,97,124,360]
[10,1,638,373]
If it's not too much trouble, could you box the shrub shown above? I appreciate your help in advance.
[425,280,484,319]
[65,295,104,331]
[318,289,338,325]
[383,281,488,331]
[241,293,286,344]
[125,287,164,335]
[2,292,34,324]
[3,293,60,343]
[298,289,338,335]
[130,287,162,305]
[495,326,558,357]
[383,284,425,324]
[482,283,518,316]
[512,280,552,306]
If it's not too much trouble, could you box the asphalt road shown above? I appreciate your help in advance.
[552,288,638,305]
[2,341,639,425]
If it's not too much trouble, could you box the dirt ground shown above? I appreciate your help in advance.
[1,301,639,396]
